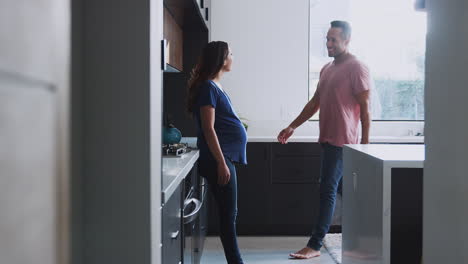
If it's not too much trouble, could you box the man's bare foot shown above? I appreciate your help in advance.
[289,247,321,259]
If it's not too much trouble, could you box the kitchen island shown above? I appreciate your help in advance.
[342,144,424,264]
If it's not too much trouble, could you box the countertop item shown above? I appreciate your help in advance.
[162,150,199,204]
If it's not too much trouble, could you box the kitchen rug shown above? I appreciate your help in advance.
[323,233,342,264]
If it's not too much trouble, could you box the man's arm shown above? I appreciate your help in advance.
[355,90,370,144]
[290,92,320,129]
[277,92,320,144]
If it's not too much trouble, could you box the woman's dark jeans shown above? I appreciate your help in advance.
[199,158,243,264]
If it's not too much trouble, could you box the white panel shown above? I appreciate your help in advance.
[343,147,383,264]
[0,72,57,264]
[211,0,310,128]
[424,1,468,263]
[150,0,164,263]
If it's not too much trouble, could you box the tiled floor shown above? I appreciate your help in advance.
[201,236,337,264]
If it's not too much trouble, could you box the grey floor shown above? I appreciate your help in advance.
[201,236,337,264]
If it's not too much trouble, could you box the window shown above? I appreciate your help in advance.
[309,0,426,121]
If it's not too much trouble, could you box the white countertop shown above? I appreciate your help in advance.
[248,136,424,143]
[345,144,425,166]
[162,150,199,204]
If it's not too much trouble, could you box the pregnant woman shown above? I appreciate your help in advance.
[186,41,247,264]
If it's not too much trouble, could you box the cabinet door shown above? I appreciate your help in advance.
[268,143,321,234]
[205,143,270,235]
[203,0,210,30]
[236,143,270,234]
[162,185,182,264]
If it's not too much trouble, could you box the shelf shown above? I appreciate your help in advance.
[164,0,207,31]
[164,64,182,73]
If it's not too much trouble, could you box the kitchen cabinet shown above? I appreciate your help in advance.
[163,0,210,138]
[162,184,183,264]
[237,143,271,233]
[342,144,424,264]
[164,8,184,71]
[162,150,207,264]
[207,142,324,235]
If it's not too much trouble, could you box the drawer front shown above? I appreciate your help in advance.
[271,143,321,184]
[162,185,182,264]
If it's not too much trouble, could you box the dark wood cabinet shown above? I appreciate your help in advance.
[207,142,326,235]
[236,143,271,234]
[163,0,210,138]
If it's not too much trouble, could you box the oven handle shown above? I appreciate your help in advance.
[183,198,202,224]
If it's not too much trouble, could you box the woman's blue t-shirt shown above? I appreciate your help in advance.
[194,80,247,165]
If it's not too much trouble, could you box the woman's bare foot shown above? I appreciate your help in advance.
[289,247,321,259]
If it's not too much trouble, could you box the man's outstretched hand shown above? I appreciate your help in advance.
[277,126,294,144]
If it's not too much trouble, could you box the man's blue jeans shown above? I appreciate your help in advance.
[199,158,243,264]
[307,142,343,250]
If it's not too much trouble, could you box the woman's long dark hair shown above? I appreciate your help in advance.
[187,41,229,114]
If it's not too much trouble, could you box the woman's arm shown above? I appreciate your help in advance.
[200,105,231,185]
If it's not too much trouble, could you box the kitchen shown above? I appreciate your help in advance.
[161,0,426,263]
[0,0,466,264]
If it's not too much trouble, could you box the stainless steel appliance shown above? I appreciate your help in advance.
[182,165,208,264]
[162,143,190,156]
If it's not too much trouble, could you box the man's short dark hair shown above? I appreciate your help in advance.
[331,20,351,40]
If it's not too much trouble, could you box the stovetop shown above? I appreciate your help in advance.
[162,143,191,157]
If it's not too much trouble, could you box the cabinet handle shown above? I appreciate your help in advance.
[205,8,209,21]
[200,0,204,8]
[352,172,358,192]
[183,198,203,224]
[171,230,180,239]
[161,39,167,71]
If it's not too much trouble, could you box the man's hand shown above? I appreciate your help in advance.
[277,126,295,144]
[360,138,369,144]
[217,162,231,185]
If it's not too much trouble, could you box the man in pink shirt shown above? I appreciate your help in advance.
[277,20,371,259]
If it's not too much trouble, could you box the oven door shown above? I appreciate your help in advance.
[193,177,208,264]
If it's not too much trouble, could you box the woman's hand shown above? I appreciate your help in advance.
[217,162,231,185]
[277,126,295,144]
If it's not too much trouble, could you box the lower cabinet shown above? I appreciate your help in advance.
[162,159,207,264]
[162,184,183,264]
[208,142,329,236]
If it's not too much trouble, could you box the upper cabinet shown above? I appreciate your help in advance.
[163,0,210,72]
[162,0,210,136]
[164,8,184,71]
[199,0,210,30]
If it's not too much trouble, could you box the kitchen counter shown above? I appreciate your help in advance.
[345,144,425,165]
[248,135,424,143]
[162,150,199,204]
[342,144,424,264]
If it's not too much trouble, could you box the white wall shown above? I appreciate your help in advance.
[424,1,468,263]
[211,0,424,138]
[211,0,313,136]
